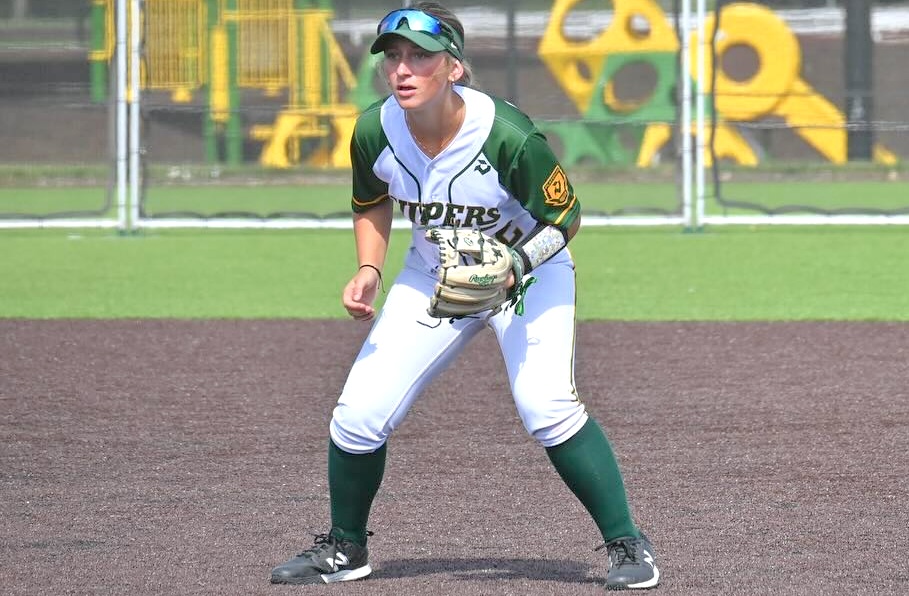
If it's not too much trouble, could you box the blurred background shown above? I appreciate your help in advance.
[1,0,907,224]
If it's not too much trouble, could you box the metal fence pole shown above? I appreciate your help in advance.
[505,0,517,105]
[845,0,873,161]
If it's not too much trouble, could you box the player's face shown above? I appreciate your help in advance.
[382,39,454,110]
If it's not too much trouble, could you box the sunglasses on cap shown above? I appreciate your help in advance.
[376,9,463,59]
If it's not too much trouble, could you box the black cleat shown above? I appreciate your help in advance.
[270,530,372,585]
[600,533,660,590]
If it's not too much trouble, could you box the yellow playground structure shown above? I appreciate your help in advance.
[538,0,897,166]
[89,0,897,168]
[91,0,375,168]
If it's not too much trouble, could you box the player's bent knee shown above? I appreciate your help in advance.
[526,409,589,448]
[330,405,389,454]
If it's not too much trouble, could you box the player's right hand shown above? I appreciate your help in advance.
[342,268,381,321]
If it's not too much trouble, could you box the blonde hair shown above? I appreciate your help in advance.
[413,2,472,85]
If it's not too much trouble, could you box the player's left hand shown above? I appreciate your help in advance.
[425,227,531,319]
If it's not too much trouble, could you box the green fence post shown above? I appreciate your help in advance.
[295,0,307,108]
[89,0,107,103]
[317,0,332,105]
[204,0,220,162]
[225,0,243,165]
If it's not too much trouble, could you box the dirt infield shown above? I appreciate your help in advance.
[1,320,907,595]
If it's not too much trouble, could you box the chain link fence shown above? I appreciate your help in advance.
[1,1,908,225]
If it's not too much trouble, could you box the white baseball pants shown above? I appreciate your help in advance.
[330,247,588,454]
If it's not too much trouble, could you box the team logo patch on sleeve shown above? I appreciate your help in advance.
[543,165,569,206]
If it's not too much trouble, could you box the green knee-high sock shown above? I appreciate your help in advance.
[328,439,386,545]
[545,417,639,542]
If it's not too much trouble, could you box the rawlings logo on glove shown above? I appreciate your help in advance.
[425,227,535,319]
[470,274,497,286]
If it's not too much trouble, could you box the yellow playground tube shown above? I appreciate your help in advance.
[538,0,897,167]
[697,2,896,165]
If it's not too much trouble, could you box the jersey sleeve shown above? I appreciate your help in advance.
[350,102,390,214]
[507,129,580,230]
[488,98,580,230]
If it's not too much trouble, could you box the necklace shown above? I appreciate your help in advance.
[406,101,465,159]
[411,130,447,159]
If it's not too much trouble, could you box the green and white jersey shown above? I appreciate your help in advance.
[350,85,580,269]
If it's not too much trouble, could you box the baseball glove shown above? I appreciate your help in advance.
[425,227,534,319]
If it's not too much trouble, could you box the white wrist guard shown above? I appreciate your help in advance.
[513,224,568,273]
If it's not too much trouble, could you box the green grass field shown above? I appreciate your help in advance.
[1,225,907,320]
[3,179,909,218]
[2,168,908,320]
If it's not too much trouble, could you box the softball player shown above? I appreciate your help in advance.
[271,3,660,590]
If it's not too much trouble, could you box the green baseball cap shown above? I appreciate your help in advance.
[370,9,464,61]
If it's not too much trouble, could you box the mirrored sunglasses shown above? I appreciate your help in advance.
[377,9,459,49]
[378,9,445,36]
